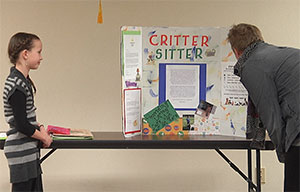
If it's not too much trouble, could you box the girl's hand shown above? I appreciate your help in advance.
[39,124,47,134]
[39,124,53,148]
[42,134,53,148]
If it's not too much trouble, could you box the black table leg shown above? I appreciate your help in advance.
[248,149,253,192]
[40,149,57,164]
[215,149,257,191]
[256,149,261,192]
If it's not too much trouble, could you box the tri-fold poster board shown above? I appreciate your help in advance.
[121,26,248,137]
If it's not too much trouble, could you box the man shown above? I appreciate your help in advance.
[227,23,300,192]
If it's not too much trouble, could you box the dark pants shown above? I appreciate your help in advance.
[284,146,300,192]
[12,174,43,192]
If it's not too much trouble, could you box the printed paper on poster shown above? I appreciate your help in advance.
[124,88,141,134]
[221,62,248,106]
[166,64,200,109]
[123,33,142,81]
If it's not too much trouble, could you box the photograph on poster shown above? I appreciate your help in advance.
[182,114,195,131]
[195,100,216,118]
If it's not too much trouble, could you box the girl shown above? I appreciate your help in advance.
[3,32,52,192]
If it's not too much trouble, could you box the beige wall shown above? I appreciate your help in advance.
[0,0,299,191]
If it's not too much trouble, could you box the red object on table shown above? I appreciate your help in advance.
[47,125,70,135]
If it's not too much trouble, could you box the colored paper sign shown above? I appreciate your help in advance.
[144,100,179,133]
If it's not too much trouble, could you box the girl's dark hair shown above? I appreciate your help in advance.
[8,32,40,64]
[8,32,40,93]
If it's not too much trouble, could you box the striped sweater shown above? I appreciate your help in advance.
[3,67,41,183]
